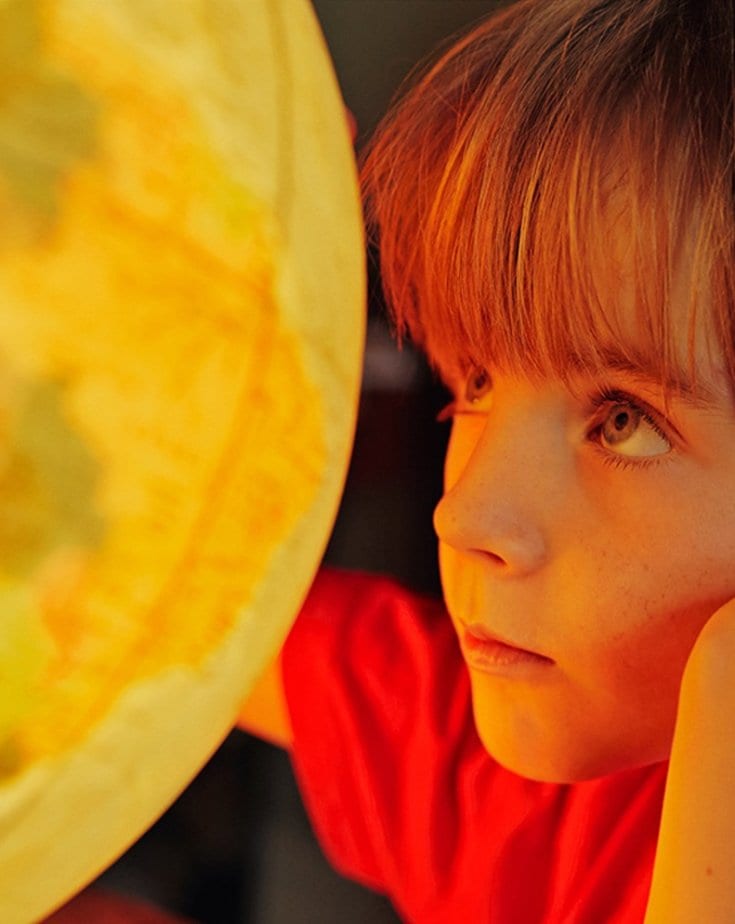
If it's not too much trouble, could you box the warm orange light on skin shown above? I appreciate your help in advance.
[434,362,735,784]
[358,1,735,914]
[644,599,735,922]
[432,223,735,785]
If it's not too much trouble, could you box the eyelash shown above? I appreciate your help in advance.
[435,384,673,472]
[586,386,671,472]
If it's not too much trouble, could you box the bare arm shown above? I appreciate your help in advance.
[644,604,735,922]
[235,650,292,749]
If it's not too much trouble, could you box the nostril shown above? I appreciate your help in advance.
[436,497,548,574]
[482,549,505,566]
[433,458,549,574]
[432,496,451,542]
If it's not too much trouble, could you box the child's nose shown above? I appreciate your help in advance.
[432,418,556,576]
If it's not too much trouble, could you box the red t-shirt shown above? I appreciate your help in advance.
[282,567,670,924]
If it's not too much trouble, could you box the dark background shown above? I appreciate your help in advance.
[75,3,499,922]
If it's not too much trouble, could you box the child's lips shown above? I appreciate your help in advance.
[459,624,556,676]
[461,621,554,661]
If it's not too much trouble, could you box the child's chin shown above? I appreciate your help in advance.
[472,710,647,784]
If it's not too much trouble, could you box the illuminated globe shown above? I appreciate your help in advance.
[0,1,364,920]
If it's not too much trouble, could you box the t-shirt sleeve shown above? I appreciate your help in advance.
[281,567,476,902]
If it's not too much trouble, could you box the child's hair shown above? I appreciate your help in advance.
[359,0,735,407]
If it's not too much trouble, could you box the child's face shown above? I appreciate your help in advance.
[433,246,735,784]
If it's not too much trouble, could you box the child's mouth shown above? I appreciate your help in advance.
[460,625,555,677]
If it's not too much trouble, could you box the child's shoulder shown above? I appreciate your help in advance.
[236,566,449,748]
[282,567,480,900]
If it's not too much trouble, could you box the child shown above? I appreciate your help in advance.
[241,0,735,921]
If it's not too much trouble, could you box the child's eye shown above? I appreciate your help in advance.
[435,366,492,421]
[588,389,672,468]
[465,366,492,403]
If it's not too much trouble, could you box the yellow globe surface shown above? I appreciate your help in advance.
[0,1,365,920]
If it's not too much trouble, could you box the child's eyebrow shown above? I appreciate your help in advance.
[435,347,726,410]
[579,346,724,411]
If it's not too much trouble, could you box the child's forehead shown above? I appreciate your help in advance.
[433,360,730,431]
[423,160,732,406]
[434,340,726,404]
[428,267,728,413]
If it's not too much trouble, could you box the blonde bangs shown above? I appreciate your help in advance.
[359,0,735,402]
